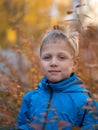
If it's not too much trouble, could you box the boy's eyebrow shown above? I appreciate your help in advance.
[41,52,72,57]
[40,52,51,56]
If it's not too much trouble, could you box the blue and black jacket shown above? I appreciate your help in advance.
[17,73,97,130]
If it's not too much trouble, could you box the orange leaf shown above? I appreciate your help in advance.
[52,116,58,119]
[67,11,74,15]
[58,121,71,128]
[32,124,42,129]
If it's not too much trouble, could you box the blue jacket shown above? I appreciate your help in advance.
[17,73,96,130]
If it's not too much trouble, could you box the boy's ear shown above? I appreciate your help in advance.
[73,56,79,68]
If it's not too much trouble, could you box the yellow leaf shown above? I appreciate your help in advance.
[7,29,16,43]
[52,116,58,119]
[31,68,35,72]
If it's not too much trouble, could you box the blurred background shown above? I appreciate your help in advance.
[0,0,98,129]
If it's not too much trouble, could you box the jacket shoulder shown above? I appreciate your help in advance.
[23,89,39,104]
[69,90,90,108]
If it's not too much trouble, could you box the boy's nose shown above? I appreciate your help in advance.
[50,58,58,66]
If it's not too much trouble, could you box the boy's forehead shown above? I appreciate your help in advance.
[41,40,74,57]
[42,40,66,48]
[42,39,67,47]
[41,41,71,51]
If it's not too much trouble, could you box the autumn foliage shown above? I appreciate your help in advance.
[0,1,98,129]
[0,40,42,127]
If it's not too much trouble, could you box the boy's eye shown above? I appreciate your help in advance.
[42,56,51,60]
[59,56,68,60]
[59,56,65,59]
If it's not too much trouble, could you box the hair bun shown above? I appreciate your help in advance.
[53,25,66,32]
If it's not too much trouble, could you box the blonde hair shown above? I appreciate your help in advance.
[40,25,79,57]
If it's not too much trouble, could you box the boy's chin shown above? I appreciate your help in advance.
[48,76,71,83]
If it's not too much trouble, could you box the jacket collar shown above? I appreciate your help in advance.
[38,73,86,92]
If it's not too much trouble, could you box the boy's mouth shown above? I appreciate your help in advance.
[48,70,61,74]
[49,70,60,72]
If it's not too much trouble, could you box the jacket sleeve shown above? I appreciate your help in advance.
[17,92,32,130]
[80,100,98,130]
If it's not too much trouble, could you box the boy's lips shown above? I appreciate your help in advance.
[48,70,61,74]
[49,70,61,72]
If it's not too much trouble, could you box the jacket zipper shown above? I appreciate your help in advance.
[42,87,53,130]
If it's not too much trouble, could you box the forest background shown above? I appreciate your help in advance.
[0,0,98,129]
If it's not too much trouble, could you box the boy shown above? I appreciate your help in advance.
[17,25,96,130]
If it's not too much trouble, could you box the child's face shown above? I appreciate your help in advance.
[40,40,78,83]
